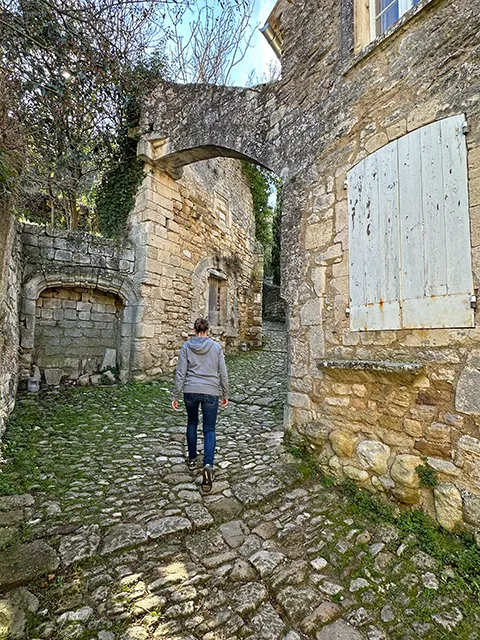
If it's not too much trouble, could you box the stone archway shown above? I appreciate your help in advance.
[139,81,284,178]
[20,269,140,381]
[137,82,298,311]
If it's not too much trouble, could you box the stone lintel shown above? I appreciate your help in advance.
[317,359,424,375]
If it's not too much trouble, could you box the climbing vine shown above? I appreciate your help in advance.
[242,161,282,282]
[242,162,275,248]
[93,98,145,238]
[270,183,282,285]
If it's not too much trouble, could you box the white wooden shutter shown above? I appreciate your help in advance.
[398,115,473,328]
[348,141,401,330]
[348,114,473,331]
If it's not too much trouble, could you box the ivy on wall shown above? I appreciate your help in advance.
[242,161,281,282]
[270,184,282,285]
[242,162,275,248]
[93,99,145,238]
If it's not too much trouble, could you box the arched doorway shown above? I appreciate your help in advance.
[20,270,140,382]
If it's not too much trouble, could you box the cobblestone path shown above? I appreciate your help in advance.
[0,324,479,640]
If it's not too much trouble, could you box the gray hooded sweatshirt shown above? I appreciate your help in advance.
[172,337,228,400]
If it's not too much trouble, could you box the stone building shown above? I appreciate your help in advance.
[0,156,262,402]
[138,0,480,528]
[129,157,263,380]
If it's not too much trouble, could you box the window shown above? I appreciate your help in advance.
[354,0,421,53]
[347,115,474,331]
[208,270,227,326]
[372,0,419,38]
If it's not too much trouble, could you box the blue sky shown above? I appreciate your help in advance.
[233,0,279,86]
[165,0,279,87]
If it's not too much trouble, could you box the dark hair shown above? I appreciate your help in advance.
[194,317,209,333]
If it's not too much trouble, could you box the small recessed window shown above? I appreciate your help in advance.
[354,0,422,53]
[208,271,227,326]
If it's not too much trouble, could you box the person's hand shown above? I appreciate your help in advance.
[220,398,228,408]
[171,400,179,411]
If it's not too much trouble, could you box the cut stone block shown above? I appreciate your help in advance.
[100,524,148,555]
[44,368,64,386]
[0,541,60,590]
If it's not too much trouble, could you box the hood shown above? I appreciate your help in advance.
[187,337,214,355]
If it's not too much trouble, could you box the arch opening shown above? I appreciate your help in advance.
[20,270,139,383]
[138,140,276,181]
[34,286,124,380]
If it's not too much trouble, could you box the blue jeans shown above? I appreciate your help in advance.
[184,393,219,467]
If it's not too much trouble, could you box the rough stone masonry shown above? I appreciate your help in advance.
[13,156,262,389]
[137,0,480,529]
[0,211,19,439]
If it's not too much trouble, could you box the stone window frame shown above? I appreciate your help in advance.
[353,0,436,56]
[191,257,234,335]
[207,269,228,328]
[21,269,140,381]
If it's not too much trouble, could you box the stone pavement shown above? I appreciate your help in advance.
[0,323,479,640]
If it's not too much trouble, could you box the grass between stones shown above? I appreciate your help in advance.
[287,443,480,638]
[0,380,176,500]
[2,360,480,639]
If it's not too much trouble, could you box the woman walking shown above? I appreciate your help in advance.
[171,318,228,492]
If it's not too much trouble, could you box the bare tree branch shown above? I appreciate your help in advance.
[166,0,257,85]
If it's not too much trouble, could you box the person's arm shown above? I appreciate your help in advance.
[219,348,228,406]
[171,345,188,409]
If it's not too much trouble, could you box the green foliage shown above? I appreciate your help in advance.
[285,444,335,487]
[0,402,43,496]
[339,478,396,523]
[93,109,145,237]
[2,0,166,230]
[285,448,480,602]
[339,479,480,599]
[270,184,282,285]
[242,162,275,248]
[0,471,19,496]
[93,56,167,237]
[416,463,439,488]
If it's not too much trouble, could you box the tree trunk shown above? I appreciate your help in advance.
[67,194,78,230]
[48,180,55,227]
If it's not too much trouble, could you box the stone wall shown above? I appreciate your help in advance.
[138,0,480,528]
[0,210,19,438]
[281,0,480,531]
[129,157,263,380]
[20,224,139,382]
[17,157,262,386]
[35,287,122,378]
